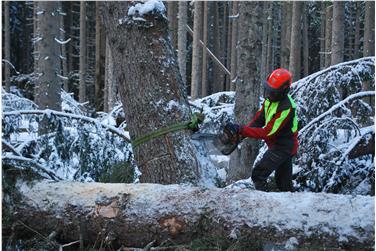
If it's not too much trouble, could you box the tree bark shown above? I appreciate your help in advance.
[79,1,87,103]
[331,1,345,65]
[354,2,361,59]
[4,0,11,92]
[34,1,62,110]
[363,1,375,57]
[261,2,269,83]
[191,1,203,100]
[302,3,309,77]
[10,180,375,249]
[225,1,232,91]
[177,1,187,87]
[319,2,326,69]
[212,2,223,93]
[104,37,116,113]
[325,5,333,68]
[201,2,208,97]
[281,2,292,69]
[95,2,105,111]
[289,1,303,82]
[266,3,273,75]
[229,1,238,91]
[100,2,199,184]
[167,1,178,50]
[228,2,262,183]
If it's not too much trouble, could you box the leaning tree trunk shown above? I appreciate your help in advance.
[8,180,375,250]
[100,2,199,184]
[34,1,62,110]
[227,2,262,184]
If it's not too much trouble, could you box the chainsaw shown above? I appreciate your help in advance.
[191,123,241,155]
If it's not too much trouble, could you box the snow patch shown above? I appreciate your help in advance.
[127,0,165,17]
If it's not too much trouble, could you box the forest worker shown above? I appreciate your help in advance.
[231,68,298,192]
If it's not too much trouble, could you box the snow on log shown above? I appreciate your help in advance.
[14,181,374,249]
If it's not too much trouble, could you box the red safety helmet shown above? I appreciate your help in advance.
[264,68,292,101]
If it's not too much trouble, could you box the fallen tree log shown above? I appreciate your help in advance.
[8,180,375,250]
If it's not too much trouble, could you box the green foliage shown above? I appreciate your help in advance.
[99,161,135,183]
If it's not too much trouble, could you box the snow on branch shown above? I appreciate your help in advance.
[127,0,165,17]
[54,37,71,45]
[300,91,375,136]
[3,109,131,143]
[2,155,61,181]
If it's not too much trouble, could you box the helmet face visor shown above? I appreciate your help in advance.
[264,81,285,102]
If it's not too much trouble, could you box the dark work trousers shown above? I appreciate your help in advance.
[252,149,293,192]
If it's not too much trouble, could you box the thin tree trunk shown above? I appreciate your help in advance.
[228,2,262,183]
[229,1,238,91]
[79,1,87,103]
[101,2,199,184]
[60,3,69,91]
[191,1,203,100]
[95,2,105,111]
[354,2,361,59]
[11,180,374,249]
[302,3,309,77]
[266,3,273,75]
[34,1,62,110]
[319,2,326,69]
[325,5,333,68]
[331,1,345,65]
[222,2,228,91]
[363,1,375,57]
[177,1,187,86]
[289,1,303,82]
[212,2,223,93]
[284,2,293,69]
[167,1,178,50]
[201,1,208,97]
[4,1,11,91]
[261,2,269,83]
[225,1,232,91]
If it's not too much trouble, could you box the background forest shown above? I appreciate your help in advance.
[1,1,375,250]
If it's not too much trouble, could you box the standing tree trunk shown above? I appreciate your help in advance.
[260,2,269,82]
[177,1,187,86]
[101,2,199,184]
[79,1,87,103]
[319,2,326,69]
[266,3,273,75]
[34,1,62,110]
[95,2,105,111]
[281,2,292,69]
[212,2,223,93]
[363,1,375,57]
[331,1,344,65]
[302,3,309,77]
[104,37,116,113]
[289,1,303,82]
[325,5,333,68]
[201,1,208,97]
[191,1,203,100]
[354,2,361,59]
[4,1,11,92]
[229,1,238,91]
[225,2,232,91]
[167,1,178,50]
[227,1,262,183]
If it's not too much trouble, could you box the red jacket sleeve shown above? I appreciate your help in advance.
[240,108,292,140]
[246,101,265,128]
